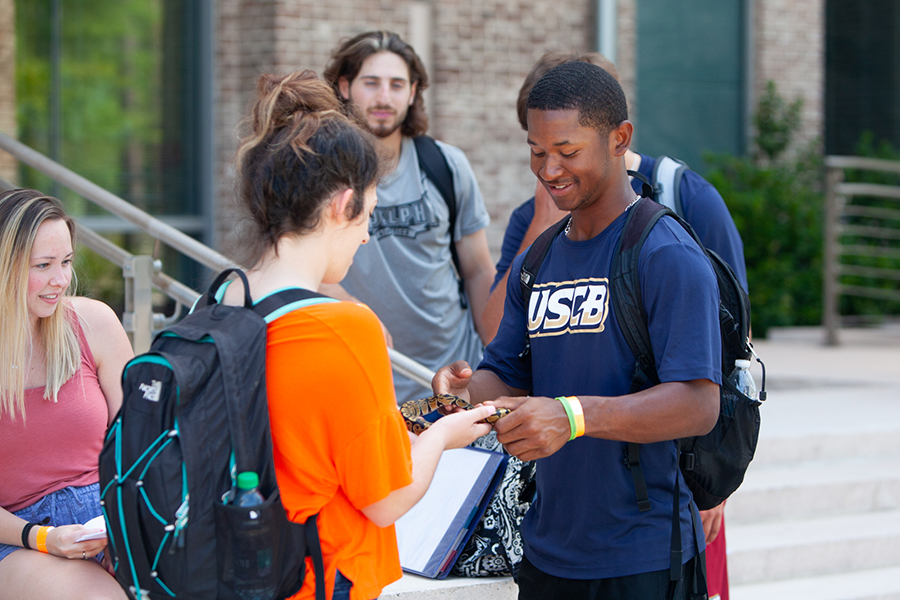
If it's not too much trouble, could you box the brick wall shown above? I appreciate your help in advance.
[214,0,827,259]
[754,0,825,156]
[616,0,637,126]
[0,0,17,184]
[214,0,592,260]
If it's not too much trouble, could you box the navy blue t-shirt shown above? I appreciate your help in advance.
[479,208,721,579]
[491,153,748,292]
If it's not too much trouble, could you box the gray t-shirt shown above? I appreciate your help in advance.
[341,136,490,405]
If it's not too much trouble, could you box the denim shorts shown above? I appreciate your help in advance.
[0,483,102,563]
[333,569,353,600]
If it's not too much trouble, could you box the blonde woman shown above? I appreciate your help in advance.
[0,189,132,600]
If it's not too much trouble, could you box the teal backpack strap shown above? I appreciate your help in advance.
[252,288,337,323]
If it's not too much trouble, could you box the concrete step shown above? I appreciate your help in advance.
[728,456,900,524]
[382,573,516,599]
[752,429,900,468]
[731,565,900,600]
[728,508,900,586]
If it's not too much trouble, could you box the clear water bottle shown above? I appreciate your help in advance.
[728,359,758,400]
[232,472,274,600]
[234,472,265,507]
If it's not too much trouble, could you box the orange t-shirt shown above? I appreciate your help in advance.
[265,301,413,600]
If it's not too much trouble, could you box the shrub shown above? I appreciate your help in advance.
[704,81,824,337]
[705,149,824,337]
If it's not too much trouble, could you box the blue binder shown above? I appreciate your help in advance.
[395,447,509,579]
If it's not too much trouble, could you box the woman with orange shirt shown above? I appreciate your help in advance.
[221,70,496,600]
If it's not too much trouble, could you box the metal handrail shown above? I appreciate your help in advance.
[823,155,900,345]
[0,134,435,389]
[0,132,236,273]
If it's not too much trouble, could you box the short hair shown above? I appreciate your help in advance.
[517,51,621,130]
[236,70,385,257]
[323,30,429,137]
[526,61,628,134]
[0,189,80,421]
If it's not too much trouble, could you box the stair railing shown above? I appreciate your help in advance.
[823,155,900,345]
[0,132,434,389]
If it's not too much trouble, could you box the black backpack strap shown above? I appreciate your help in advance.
[610,197,670,388]
[624,443,652,513]
[651,156,688,218]
[628,169,654,200]
[205,268,253,309]
[670,460,683,583]
[305,514,326,600]
[611,201,710,590]
[414,135,467,310]
[516,216,569,362]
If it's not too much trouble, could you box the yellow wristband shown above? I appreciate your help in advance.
[36,526,53,553]
[566,396,585,438]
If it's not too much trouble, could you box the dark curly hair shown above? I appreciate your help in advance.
[526,61,628,135]
[517,52,621,131]
[324,30,429,137]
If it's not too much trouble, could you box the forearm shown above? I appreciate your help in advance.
[465,268,496,345]
[481,271,510,344]
[468,369,525,406]
[580,380,719,443]
[360,429,446,527]
[0,507,31,548]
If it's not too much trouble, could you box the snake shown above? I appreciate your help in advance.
[400,393,510,435]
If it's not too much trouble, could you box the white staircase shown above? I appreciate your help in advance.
[729,330,900,600]
[383,328,900,600]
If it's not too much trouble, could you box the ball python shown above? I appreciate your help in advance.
[400,393,510,435]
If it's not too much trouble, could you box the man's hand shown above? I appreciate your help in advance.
[432,361,475,404]
[700,502,725,544]
[490,396,571,461]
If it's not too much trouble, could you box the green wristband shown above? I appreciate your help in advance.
[556,396,577,441]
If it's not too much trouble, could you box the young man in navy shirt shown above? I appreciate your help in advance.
[434,61,721,599]
[482,51,743,600]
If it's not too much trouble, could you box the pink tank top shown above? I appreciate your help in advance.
[0,315,110,512]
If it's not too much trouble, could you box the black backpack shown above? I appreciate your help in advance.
[413,135,467,310]
[99,269,327,600]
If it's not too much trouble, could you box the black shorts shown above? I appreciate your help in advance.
[516,553,707,600]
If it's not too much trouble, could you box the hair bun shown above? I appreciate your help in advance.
[253,71,342,131]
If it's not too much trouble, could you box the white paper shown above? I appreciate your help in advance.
[394,448,491,573]
[76,516,107,542]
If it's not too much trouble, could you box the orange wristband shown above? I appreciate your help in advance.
[36,526,53,553]
[566,396,585,438]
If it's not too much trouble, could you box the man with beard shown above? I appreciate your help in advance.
[323,31,495,406]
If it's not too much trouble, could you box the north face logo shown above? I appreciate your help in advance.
[139,380,162,402]
[527,278,610,338]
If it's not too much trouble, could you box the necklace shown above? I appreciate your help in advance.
[564,195,642,237]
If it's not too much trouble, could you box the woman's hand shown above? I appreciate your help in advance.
[420,404,495,450]
[45,525,108,560]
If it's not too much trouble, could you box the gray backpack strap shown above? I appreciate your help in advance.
[651,156,688,218]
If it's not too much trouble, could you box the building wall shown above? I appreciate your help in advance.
[753,0,825,155]
[214,0,827,260]
[0,0,17,183]
[214,0,592,259]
